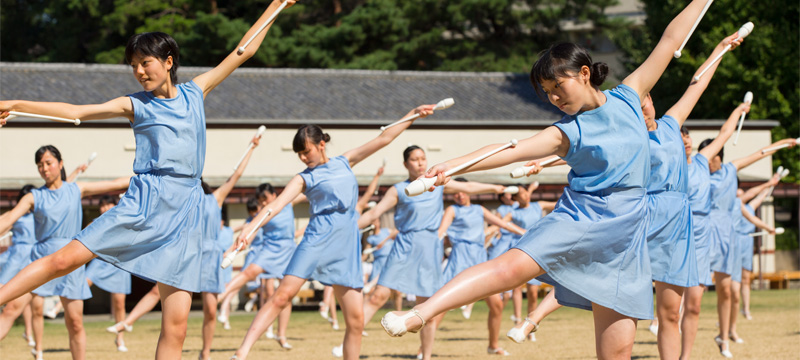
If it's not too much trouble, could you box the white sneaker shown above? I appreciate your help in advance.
[217,314,228,324]
[31,349,43,360]
[116,339,129,352]
[44,308,59,319]
[527,333,536,342]
[461,306,472,320]
[649,324,658,336]
[510,315,518,323]
[265,326,275,339]
[332,323,340,331]
[332,344,343,358]
[276,336,292,350]
[244,297,257,313]
[106,322,133,334]
[223,321,231,330]
[22,332,35,347]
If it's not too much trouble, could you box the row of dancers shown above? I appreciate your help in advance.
[0,0,796,359]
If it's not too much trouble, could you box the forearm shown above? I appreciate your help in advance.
[667,43,729,123]
[234,0,285,60]
[743,208,773,232]
[441,129,563,176]
[748,187,771,210]
[66,167,82,182]
[742,181,773,202]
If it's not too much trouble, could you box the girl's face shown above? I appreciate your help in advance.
[404,149,428,179]
[538,68,594,115]
[499,193,514,205]
[514,188,530,207]
[681,132,693,157]
[129,53,173,92]
[641,94,656,129]
[100,202,114,214]
[453,191,470,206]
[296,140,327,168]
[37,151,62,184]
[258,191,277,207]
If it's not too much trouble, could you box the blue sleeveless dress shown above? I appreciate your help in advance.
[284,156,362,288]
[199,194,223,293]
[488,203,517,260]
[86,259,131,295]
[708,163,738,277]
[243,215,265,270]
[378,182,445,297]
[75,81,217,293]
[508,203,544,286]
[687,153,713,286]
[514,84,653,319]
[736,204,756,272]
[218,226,234,284]
[442,204,487,283]
[646,116,698,287]
[728,200,744,282]
[0,213,36,284]
[254,205,297,280]
[367,228,394,282]
[31,182,92,300]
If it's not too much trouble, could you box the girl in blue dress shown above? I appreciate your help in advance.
[436,178,525,356]
[0,185,36,346]
[362,219,398,295]
[231,106,435,360]
[0,145,129,359]
[700,138,794,357]
[0,2,293,357]
[356,146,509,360]
[380,2,714,356]
[85,195,132,352]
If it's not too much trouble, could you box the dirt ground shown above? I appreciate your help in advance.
[1,289,798,359]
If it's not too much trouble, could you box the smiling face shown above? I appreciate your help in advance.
[129,53,173,92]
[403,148,427,180]
[36,151,63,185]
[296,140,327,168]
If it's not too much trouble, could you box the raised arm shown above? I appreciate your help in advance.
[193,0,295,97]
[444,180,504,195]
[66,163,89,182]
[357,186,399,228]
[428,126,567,186]
[343,105,434,167]
[665,33,744,125]
[0,96,134,126]
[740,174,779,204]
[697,102,749,160]
[236,174,304,249]
[355,166,384,214]
[741,202,775,233]
[747,186,772,210]
[731,138,797,171]
[622,0,714,101]
[78,176,132,197]
[482,207,525,236]
[437,206,457,239]
[213,135,261,207]
[0,194,34,234]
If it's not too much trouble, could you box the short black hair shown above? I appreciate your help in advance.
[125,32,180,84]
[98,195,117,206]
[293,124,331,153]
[403,145,424,162]
[35,145,66,181]
[256,183,275,198]
[246,197,259,212]
[698,138,724,162]
[16,185,35,203]
[530,43,608,99]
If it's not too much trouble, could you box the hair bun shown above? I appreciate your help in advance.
[590,62,609,87]
[322,133,331,142]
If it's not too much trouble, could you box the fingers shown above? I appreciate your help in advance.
[252,135,261,146]
[415,105,436,119]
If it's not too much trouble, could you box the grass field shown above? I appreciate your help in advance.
[1,289,798,359]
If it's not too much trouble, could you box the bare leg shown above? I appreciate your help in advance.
[110,284,160,332]
[679,285,704,360]
[362,285,391,326]
[23,302,34,343]
[218,264,263,318]
[333,285,364,360]
[62,297,86,360]
[741,269,752,318]
[592,303,637,360]
[512,286,524,322]
[0,291,32,339]
[233,275,306,359]
[110,293,127,346]
[0,241,94,306]
[729,280,741,341]
[31,295,44,355]
[654,282,684,360]
[508,288,561,338]
[326,286,339,328]
[419,298,445,360]
[154,283,192,360]
[715,272,732,353]
[485,293,504,351]
[276,280,293,347]
[389,250,541,330]
[525,284,539,317]
[200,292,218,359]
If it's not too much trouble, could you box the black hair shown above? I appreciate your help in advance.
[246,197,259,213]
[201,180,212,195]
[124,32,180,84]
[35,145,66,181]
[16,185,35,203]
[454,177,468,183]
[98,194,117,206]
[698,138,724,162]
[221,206,229,226]
[530,43,609,98]
[680,126,689,136]
[293,124,331,153]
[403,145,424,162]
[256,183,275,198]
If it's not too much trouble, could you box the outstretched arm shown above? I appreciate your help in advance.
[356,166,384,214]
[741,202,775,233]
[78,177,131,197]
[731,138,798,171]
[437,206,456,239]
[213,135,261,207]
[482,207,525,236]
[357,186,399,228]
[193,0,295,97]
[0,96,134,126]
[740,174,779,204]
[747,186,771,211]
[697,102,750,160]
[622,0,714,101]
[665,33,744,125]
[444,180,504,195]
[0,194,34,234]
[343,105,434,167]
[236,174,304,249]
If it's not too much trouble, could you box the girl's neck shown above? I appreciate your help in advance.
[46,178,63,190]
[581,88,607,112]
[151,81,178,99]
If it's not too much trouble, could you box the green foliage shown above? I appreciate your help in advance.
[613,0,799,182]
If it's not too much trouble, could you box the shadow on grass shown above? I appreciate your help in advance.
[42,348,70,353]
[634,340,658,345]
